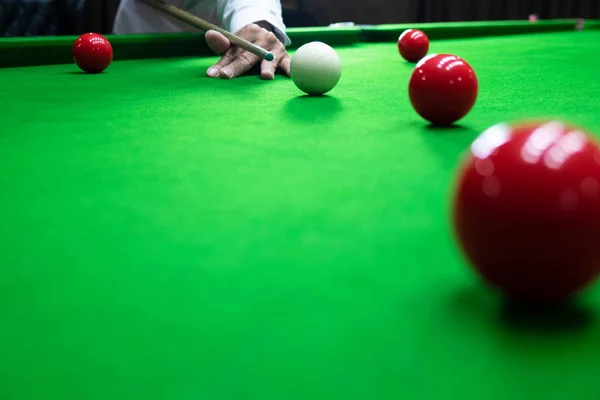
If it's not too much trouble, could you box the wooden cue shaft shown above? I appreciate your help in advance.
[138,0,275,61]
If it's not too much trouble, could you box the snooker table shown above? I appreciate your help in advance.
[2,20,600,400]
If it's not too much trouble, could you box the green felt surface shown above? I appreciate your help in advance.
[2,30,600,400]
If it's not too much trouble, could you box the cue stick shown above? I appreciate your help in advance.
[138,0,275,61]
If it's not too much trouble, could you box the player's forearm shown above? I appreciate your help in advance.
[215,0,290,45]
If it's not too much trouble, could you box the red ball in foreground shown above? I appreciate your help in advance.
[453,120,600,302]
[397,29,429,63]
[72,33,113,73]
[409,54,478,126]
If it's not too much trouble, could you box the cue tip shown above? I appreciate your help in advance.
[265,52,275,62]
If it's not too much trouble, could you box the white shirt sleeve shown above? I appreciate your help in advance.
[215,0,291,46]
[114,0,291,46]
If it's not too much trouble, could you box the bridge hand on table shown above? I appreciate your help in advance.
[205,23,290,80]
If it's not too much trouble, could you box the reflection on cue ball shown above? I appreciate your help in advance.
[290,41,342,96]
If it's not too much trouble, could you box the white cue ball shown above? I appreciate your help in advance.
[290,41,342,96]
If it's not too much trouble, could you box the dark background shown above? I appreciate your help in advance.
[1,0,598,37]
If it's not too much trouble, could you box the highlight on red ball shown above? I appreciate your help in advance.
[452,119,600,303]
[397,29,430,63]
[72,33,114,74]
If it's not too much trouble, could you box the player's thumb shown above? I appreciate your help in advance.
[205,30,231,56]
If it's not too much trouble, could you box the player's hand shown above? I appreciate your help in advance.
[205,23,290,80]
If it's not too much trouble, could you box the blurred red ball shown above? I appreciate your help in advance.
[453,120,600,302]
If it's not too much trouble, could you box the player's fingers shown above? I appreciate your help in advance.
[255,34,290,78]
[205,30,231,56]
[260,59,278,80]
[207,47,243,78]
[220,51,261,79]
[278,54,291,77]
[260,49,290,79]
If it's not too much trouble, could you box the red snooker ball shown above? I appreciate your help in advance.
[409,54,478,126]
[453,120,600,302]
[72,33,113,73]
[397,29,429,63]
